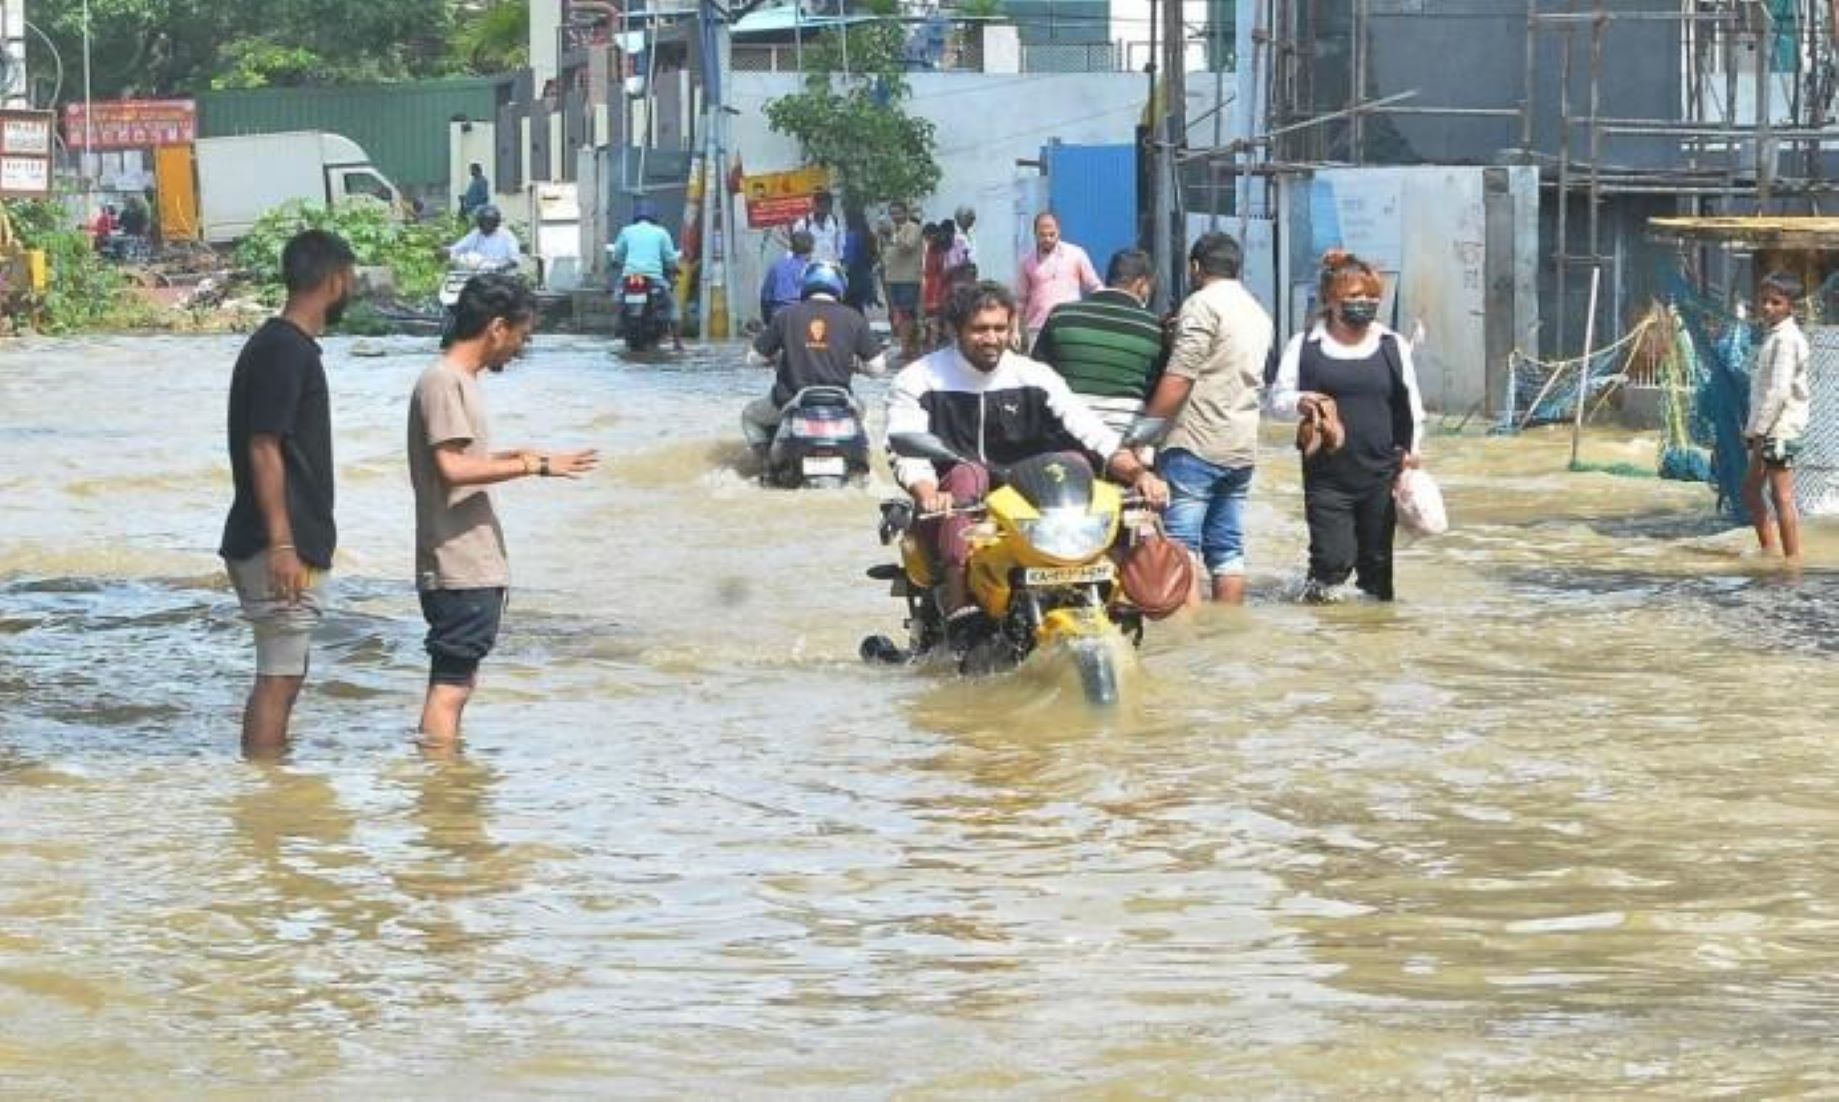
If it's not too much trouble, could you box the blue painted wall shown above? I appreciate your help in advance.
[1042,142,1138,277]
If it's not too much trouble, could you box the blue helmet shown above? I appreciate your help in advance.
[800,260,847,300]
[633,199,658,223]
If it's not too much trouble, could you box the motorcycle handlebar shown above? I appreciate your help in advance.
[914,503,987,521]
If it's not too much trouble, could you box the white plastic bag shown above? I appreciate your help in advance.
[1394,467,1448,538]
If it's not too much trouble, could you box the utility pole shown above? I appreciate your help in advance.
[1159,0,1187,306]
[695,0,733,339]
[82,0,94,215]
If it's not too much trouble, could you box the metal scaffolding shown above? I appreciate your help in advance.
[1224,0,1839,359]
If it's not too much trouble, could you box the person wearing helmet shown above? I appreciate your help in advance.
[607,199,685,350]
[741,260,887,452]
[449,204,523,268]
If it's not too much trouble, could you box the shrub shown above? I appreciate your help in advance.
[2,198,137,333]
[235,199,468,302]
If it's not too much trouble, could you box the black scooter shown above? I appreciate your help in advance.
[615,272,672,353]
[763,386,872,489]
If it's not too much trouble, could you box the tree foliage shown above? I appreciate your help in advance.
[236,199,467,301]
[25,0,487,96]
[762,16,941,210]
[2,199,139,333]
[452,0,530,74]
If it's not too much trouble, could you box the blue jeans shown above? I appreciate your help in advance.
[1159,448,1253,577]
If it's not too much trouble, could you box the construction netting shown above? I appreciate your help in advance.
[1498,275,1839,522]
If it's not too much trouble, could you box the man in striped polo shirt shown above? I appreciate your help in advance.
[1029,248,1168,435]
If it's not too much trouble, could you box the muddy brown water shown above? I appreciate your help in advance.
[1,334,1836,1097]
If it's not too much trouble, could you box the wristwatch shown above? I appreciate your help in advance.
[539,455,551,477]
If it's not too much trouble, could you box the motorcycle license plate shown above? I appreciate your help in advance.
[802,456,848,477]
[1022,562,1115,587]
[624,293,650,305]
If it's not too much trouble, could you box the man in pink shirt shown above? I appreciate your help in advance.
[1015,211,1102,340]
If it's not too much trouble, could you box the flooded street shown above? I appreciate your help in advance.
[2,332,1837,1097]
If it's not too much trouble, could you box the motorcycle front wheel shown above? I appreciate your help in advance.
[1068,639,1120,707]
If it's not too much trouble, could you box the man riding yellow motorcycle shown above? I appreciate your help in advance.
[872,280,1169,700]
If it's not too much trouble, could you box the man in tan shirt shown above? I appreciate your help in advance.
[407,274,597,747]
[1142,233,1274,604]
[877,200,925,359]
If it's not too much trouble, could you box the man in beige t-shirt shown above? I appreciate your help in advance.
[1142,232,1274,605]
[407,274,597,747]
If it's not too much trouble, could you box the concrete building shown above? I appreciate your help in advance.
[1237,0,1838,367]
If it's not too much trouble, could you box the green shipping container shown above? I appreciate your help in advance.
[198,78,506,198]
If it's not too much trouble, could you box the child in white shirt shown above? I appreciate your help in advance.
[1743,271,1813,561]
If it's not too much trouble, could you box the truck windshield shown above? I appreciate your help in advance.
[342,171,394,204]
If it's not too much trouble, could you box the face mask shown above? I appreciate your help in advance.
[1338,300,1378,327]
[326,290,351,327]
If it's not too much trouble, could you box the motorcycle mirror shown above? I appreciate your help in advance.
[1120,416,1170,449]
[887,432,963,464]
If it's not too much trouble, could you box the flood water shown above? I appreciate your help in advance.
[1,333,1836,1098]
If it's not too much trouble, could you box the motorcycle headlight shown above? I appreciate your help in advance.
[1019,509,1113,561]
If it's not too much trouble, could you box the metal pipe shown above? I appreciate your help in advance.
[1757,4,1775,208]
[81,0,92,214]
[1176,88,1420,161]
[1521,0,1539,156]
[1601,124,1839,139]
[1725,4,1739,206]
[1533,10,1732,22]
[1371,106,1521,117]
[1555,0,1573,361]
[1586,2,1603,304]
[1570,265,1601,469]
[1351,0,1366,164]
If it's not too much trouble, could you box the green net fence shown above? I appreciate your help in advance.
[1495,274,1781,522]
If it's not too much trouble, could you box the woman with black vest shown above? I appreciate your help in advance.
[1269,250,1426,601]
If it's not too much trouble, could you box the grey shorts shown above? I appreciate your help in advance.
[226,551,326,677]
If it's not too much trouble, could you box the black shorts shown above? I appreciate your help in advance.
[1761,436,1802,469]
[419,587,506,685]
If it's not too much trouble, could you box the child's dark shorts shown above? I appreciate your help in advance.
[419,587,507,685]
[1762,436,1802,469]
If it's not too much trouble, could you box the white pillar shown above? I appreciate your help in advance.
[532,0,563,91]
[1,0,27,107]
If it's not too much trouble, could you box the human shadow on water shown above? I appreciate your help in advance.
[1500,564,1839,655]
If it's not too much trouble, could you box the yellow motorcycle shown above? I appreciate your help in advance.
[860,429,1162,706]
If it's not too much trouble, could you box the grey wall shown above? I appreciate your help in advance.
[1362,0,1680,168]
[1279,164,1542,414]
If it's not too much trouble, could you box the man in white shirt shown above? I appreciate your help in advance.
[792,189,846,264]
[448,205,522,268]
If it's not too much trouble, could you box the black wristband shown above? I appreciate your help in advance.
[539,456,551,477]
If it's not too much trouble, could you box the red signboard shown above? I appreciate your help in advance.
[63,99,197,151]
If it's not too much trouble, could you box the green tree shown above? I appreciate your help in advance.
[452,0,530,74]
[26,0,456,96]
[762,13,940,211]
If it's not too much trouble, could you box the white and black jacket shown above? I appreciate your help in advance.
[887,346,1123,489]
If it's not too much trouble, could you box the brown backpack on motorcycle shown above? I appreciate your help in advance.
[1118,524,1194,620]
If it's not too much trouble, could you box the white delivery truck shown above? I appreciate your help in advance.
[195,131,405,243]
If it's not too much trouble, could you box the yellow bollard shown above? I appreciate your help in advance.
[709,283,729,340]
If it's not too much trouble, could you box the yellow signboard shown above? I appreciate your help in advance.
[743,167,830,229]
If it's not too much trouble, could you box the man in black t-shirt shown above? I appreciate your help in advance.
[219,230,355,757]
[741,260,885,452]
